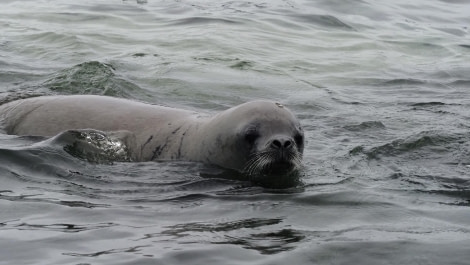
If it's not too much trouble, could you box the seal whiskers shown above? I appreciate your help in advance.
[243,150,273,177]
[243,147,303,178]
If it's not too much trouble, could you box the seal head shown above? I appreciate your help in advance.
[196,100,304,179]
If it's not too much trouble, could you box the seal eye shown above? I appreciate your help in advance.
[244,130,259,145]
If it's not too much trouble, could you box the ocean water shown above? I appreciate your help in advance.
[1,0,470,264]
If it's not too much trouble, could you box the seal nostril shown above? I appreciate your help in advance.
[271,139,294,149]
[284,139,293,149]
[271,139,282,149]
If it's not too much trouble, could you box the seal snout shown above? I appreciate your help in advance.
[266,136,299,166]
[269,137,294,150]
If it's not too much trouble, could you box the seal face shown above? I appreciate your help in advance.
[0,96,304,178]
[242,124,304,177]
[194,100,304,179]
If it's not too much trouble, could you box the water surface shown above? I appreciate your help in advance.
[1,0,470,264]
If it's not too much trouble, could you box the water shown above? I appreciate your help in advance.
[1,0,470,264]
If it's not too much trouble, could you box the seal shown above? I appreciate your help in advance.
[0,95,304,177]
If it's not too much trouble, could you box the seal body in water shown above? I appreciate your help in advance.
[0,95,304,177]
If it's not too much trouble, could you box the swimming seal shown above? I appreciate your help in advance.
[0,95,304,177]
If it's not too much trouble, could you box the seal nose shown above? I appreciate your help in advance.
[270,137,294,150]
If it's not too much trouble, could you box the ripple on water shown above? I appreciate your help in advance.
[156,217,306,255]
[291,14,355,30]
[42,61,146,98]
[349,130,460,159]
[1,0,470,264]
[343,121,386,132]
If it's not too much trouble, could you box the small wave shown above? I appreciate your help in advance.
[47,129,134,164]
[292,14,354,30]
[350,131,458,159]
[410,102,447,107]
[344,121,386,132]
[0,191,109,208]
[156,217,304,254]
[166,17,242,26]
[0,220,116,233]
[161,218,282,233]
[431,189,470,207]
[381,78,427,86]
[387,173,470,206]
[221,228,305,255]
[19,31,80,49]
[0,91,46,106]
[63,245,150,258]
[230,60,255,70]
[0,129,134,165]
[449,79,470,88]
[42,61,146,98]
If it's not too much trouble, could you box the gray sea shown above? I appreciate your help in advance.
[1,0,470,264]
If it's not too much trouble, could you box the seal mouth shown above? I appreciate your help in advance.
[242,149,302,178]
[260,160,295,175]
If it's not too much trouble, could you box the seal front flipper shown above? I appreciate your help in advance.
[45,129,138,163]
